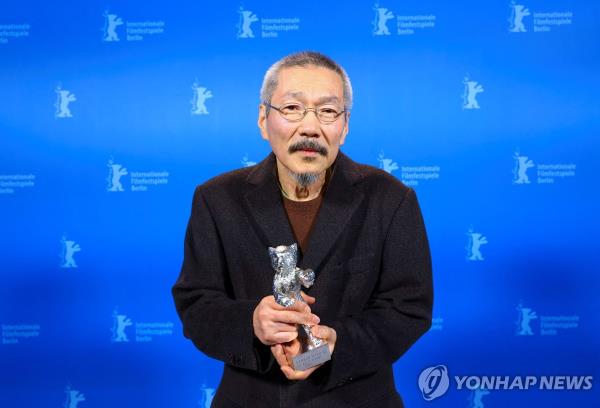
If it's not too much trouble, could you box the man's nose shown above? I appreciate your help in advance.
[298,109,321,137]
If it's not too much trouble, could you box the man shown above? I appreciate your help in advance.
[172,51,433,407]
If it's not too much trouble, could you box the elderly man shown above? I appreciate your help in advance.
[172,51,433,407]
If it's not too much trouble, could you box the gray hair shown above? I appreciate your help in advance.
[260,51,353,111]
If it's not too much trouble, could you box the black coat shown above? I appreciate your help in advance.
[172,151,433,407]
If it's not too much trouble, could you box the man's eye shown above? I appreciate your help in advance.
[282,104,302,112]
[319,107,339,115]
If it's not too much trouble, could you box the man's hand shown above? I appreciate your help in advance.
[271,317,337,380]
[253,291,320,345]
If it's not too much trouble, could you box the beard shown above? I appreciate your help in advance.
[287,169,322,199]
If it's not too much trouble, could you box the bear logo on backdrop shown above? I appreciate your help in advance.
[508,1,531,32]
[54,85,76,118]
[372,4,394,35]
[516,303,537,335]
[111,309,133,342]
[106,158,128,192]
[64,386,86,408]
[468,389,491,408]
[466,228,488,261]
[237,7,259,38]
[513,151,535,184]
[462,76,484,109]
[241,154,257,167]
[103,11,124,41]
[60,235,81,268]
[191,81,213,115]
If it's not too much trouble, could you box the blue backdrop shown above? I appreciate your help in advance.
[1,1,599,407]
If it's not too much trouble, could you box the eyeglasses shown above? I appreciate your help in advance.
[263,101,346,124]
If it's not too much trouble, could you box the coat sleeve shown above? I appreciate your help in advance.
[171,186,274,373]
[322,187,433,391]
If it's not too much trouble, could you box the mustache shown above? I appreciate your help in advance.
[288,139,328,156]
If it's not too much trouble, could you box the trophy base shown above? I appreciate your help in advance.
[292,344,331,371]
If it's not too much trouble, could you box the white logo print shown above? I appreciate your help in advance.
[516,303,537,335]
[103,11,123,41]
[55,85,76,118]
[64,386,86,408]
[508,1,530,33]
[418,365,450,401]
[512,152,535,184]
[191,81,213,115]
[60,235,81,268]
[462,76,484,109]
[241,154,257,167]
[106,158,128,192]
[466,228,488,261]
[237,7,259,38]
[372,4,394,35]
[377,151,399,174]
[199,384,215,408]
[111,309,133,342]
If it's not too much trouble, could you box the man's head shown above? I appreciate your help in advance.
[258,51,352,187]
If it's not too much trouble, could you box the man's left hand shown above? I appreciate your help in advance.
[271,324,337,380]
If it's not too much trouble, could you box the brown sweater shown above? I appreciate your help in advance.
[282,194,323,253]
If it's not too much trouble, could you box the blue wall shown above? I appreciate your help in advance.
[1,1,598,407]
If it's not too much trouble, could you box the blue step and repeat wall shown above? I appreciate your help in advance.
[1,1,599,407]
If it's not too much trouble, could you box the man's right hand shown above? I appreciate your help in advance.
[253,292,319,345]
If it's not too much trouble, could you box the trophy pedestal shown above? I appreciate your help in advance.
[292,344,331,371]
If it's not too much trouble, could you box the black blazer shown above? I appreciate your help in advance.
[172,151,433,407]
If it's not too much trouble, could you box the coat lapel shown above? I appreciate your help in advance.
[244,151,364,275]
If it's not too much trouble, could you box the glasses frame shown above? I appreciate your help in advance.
[263,101,346,124]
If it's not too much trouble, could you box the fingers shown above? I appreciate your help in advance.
[311,325,336,342]
[300,291,316,304]
[271,344,290,368]
[280,364,321,380]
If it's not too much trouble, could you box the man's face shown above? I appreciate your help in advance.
[258,66,350,176]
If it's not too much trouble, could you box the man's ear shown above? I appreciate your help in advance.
[258,104,269,141]
[339,112,350,146]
